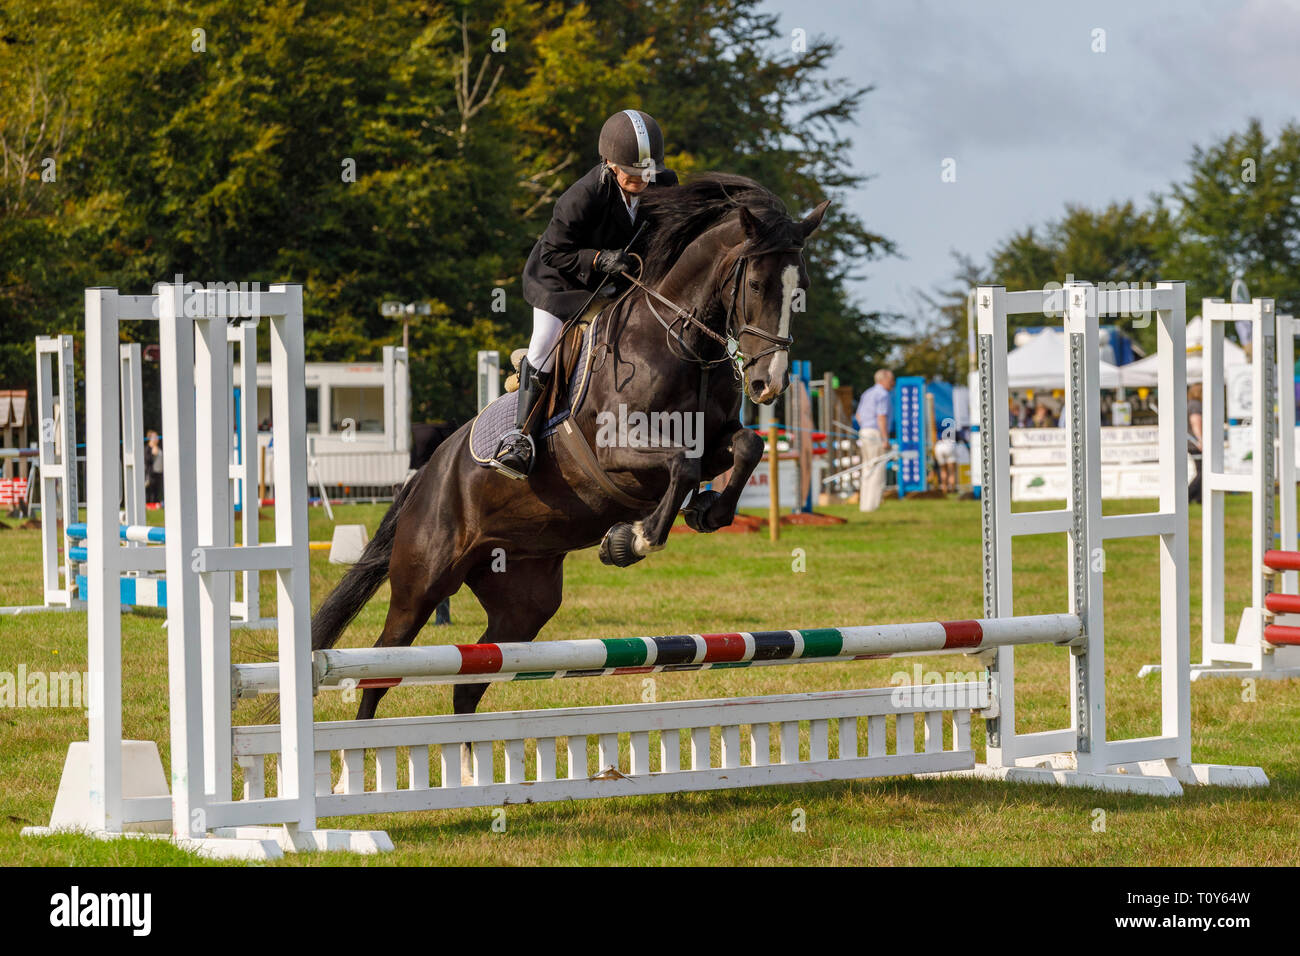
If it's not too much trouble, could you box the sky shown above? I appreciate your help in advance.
[758,0,1300,326]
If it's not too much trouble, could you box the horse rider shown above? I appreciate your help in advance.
[491,108,679,479]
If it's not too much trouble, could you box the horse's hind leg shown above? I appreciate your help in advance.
[452,554,565,716]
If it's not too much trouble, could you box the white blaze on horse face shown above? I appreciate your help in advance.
[750,264,798,403]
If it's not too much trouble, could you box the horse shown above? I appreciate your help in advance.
[311,173,830,720]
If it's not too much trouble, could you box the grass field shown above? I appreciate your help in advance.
[2,495,1297,866]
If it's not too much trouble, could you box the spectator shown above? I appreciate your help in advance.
[1015,399,1033,428]
[932,425,958,495]
[144,430,164,504]
[1187,383,1203,504]
[854,369,894,512]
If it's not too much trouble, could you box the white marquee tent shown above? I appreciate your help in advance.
[1005,328,1123,390]
[1116,316,1248,387]
[1004,317,1249,390]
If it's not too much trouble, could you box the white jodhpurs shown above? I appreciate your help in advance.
[526,307,564,373]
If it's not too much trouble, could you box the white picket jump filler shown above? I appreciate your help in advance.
[1140,297,1300,680]
[26,279,1268,861]
[1,324,272,627]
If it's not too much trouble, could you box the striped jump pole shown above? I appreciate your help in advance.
[67,522,166,563]
[66,522,167,544]
[65,521,168,607]
[232,613,1083,698]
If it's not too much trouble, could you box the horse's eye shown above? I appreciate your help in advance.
[747,280,762,292]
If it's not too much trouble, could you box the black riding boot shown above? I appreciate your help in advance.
[491,358,551,479]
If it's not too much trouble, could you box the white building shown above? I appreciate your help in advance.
[255,346,410,495]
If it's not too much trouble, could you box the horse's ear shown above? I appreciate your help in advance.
[738,205,763,240]
[800,200,831,238]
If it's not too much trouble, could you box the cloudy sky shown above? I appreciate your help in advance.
[760,0,1300,322]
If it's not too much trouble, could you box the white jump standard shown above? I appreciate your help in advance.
[967,282,1264,791]
[1139,297,1300,680]
[25,279,1267,862]
[24,283,388,858]
[0,335,81,616]
[1,325,271,626]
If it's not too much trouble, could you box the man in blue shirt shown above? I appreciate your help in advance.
[855,369,894,512]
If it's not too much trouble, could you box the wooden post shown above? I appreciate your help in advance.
[768,424,780,541]
[258,444,267,504]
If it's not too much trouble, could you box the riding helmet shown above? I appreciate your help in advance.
[598,109,668,174]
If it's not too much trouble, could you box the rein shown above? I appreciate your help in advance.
[619,250,794,381]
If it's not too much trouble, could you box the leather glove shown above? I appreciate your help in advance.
[594,249,630,274]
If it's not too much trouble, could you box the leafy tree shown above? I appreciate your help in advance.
[0,0,893,422]
[1164,117,1300,316]
[986,201,1174,354]
[898,254,985,381]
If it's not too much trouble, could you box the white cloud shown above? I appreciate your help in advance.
[762,0,1299,319]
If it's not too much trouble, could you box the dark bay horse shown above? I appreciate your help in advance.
[312,174,830,719]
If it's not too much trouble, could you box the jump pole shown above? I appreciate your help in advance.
[232,613,1084,697]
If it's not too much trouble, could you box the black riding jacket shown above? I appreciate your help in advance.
[522,163,678,319]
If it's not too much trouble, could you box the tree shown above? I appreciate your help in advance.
[897,254,986,381]
[0,0,893,420]
[1164,118,1300,316]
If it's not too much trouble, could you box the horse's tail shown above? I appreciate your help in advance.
[311,478,415,652]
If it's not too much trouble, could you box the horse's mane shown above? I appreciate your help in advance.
[635,173,805,283]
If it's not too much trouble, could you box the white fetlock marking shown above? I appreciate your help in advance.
[631,520,664,556]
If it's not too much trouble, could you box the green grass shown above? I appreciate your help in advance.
[1,496,1298,866]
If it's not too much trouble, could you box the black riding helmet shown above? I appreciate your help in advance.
[599,109,668,178]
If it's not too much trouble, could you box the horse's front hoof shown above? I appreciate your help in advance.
[599,523,646,567]
[682,490,723,532]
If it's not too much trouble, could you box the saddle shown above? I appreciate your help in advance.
[467,299,654,510]
[467,301,601,465]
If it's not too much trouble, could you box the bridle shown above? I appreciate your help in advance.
[619,249,796,381]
